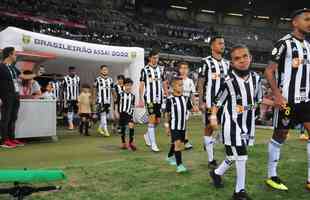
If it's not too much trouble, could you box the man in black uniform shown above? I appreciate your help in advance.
[0,47,25,148]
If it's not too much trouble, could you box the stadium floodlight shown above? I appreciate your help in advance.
[170,5,188,10]
[280,17,291,21]
[256,15,270,19]
[227,13,243,17]
[201,9,216,14]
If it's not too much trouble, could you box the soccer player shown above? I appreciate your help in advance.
[78,84,92,136]
[62,66,80,130]
[209,45,262,200]
[264,8,310,191]
[178,61,198,150]
[49,74,62,111]
[113,75,125,133]
[139,49,168,152]
[116,78,136,151]
[165,77,194,173]
[93,65,114,137]
[197,35,230,168]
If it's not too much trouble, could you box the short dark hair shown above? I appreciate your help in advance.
[117,75,125,80]
[210,35,224,45]
[177,61,189,68]
[124,78,133,85]
[230,44,250,58]
[81,83,91,89]
[148,49,160,58]
[2,47,15,60]
[68,66,76,70]
[100,65,108,69]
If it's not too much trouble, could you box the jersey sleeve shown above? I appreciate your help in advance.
[213,82,229,108]
[132,94,135,107]
[198,60,208,78]
[255,76,263,104]
[93,78,98,88]
[270,39,287,65]
[140,68,146,82]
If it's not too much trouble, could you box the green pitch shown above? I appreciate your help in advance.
[0,117,309,200]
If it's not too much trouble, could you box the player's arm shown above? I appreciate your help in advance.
[139,69,146,106]
[164,98,171,136]
[92,80,97,105]
[209,83,229,128]
[264,41,287,108]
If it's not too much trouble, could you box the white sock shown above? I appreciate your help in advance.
[67,112,74,123]
[100,112,107,129]
[215,158,233,176]
[268,139,282,178]
[307,141,310,183]
[204,136,214,162]
[148,124,156,146]
[235,158,247,193]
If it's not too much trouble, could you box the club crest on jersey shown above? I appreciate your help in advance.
[236,105,244,113]
[211,73,220,80]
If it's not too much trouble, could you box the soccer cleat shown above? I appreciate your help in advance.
[265,176,288,191]
[209,169,223,188]
[208,160,218,169]
[144,133,151,146]
[299,134,309,141]
[184,142,193,150]
[151,144,160,152]
[97,127,105,135]
[0,140,17,148]
[166,156,177,166]
[128,143,137,151]
[121,143,127,149]
[232,189,252,200]
[10,139,25,147]
[176,164,187,173]
[103,129,110,137]
[306,181,310,191]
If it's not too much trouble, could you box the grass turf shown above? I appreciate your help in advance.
[0,116,309,200]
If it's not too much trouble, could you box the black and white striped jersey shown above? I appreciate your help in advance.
[166,95,193,131]
[213,71,262,146]
[271,34,310,104]
[199,56,230,108]
[114,84,123,103]
[62,75,80,101]
[49,80,61,100]
[94,76,114,105]
[140,64,165,104]
[118,91,135,115]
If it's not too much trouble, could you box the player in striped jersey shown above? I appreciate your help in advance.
[62,66,80,130]
[197,35,230,168]
[165,77,193,173]
[116,78,136,151]
[93,65,114,137]
[139,49,168,152]
[49,74,62,114]
[178,61,198,150]
[112,75,125,134]
[209,45,262,200]
[264,9,310,191]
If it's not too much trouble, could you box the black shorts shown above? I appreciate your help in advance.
[225,144,247,160]
[79,113,91,119]
[146,103,161,118]
[205,107,222,127]
[171,130,186,143]
[274,102,310,130]
[97,103,111,113]
[65,100,78,113]
[119,112,133,126]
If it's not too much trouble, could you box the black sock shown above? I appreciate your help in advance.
[168,144,175,157]
[79,122,84,134]
[121,126,126,143]
[129,128,134,143]
[85,121,89,135]
[175,151,182,166]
